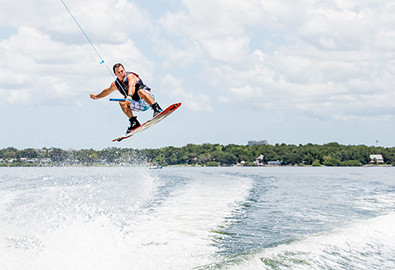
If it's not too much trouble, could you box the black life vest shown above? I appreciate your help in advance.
[115,72,146,101]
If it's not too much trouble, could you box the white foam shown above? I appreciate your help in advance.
[228,212,395,269]
[123,171,254,269]
[0,168,254,270]
[2,216,128,270]
[0,167,160,270]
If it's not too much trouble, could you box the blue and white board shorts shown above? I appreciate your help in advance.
[129,88,155,112]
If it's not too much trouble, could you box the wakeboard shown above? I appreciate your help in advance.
[112,102,181,142]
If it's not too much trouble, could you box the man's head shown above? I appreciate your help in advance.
[113,63,126,81]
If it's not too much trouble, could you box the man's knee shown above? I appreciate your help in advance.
[119,101,129,109]
[138,90,154,103]
[137,90,147,98]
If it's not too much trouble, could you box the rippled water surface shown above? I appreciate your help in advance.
[1,167,394,269]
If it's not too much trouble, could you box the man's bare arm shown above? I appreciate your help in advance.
[90,82,117,100]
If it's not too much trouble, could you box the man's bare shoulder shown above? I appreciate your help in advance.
[127,73,138,81]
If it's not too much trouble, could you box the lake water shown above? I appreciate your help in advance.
[0,167,394,269]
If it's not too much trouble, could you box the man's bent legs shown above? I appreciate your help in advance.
[138,90,155,105]
[119,101,134,118]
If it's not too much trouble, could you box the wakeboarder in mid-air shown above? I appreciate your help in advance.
[60,1,180,142]
[90,63,163,134]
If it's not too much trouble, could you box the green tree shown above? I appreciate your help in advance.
[206,161,219,167]
[75,149,98,164]
[1,147,18,160]
[323,155,340,166]
[312,159,321,166]
[340,160,362,166]
[198,153,212,164]
[19,148,38,159]
[100,147,121,163]
[49,148,68,163]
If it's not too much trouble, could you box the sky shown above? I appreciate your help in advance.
[1,0,395,150]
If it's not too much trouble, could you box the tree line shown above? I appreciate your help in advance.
[0,142,394,167]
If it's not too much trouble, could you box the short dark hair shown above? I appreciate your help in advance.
[113,63,124,73]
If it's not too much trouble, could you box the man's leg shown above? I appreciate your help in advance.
[138,90,163,117]
[119,101,140,133]
[119,101,134,118]
[138,90,155,105]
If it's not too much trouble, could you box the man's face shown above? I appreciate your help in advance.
[114,66,126,81]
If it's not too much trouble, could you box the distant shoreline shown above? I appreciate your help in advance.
[1,143,394,167]
[0,163,393,168]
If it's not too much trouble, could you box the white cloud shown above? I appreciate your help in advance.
[0,26,153,107]
[152,38,204,67]
[0,0,157,108]
[0,0,153,44]
[200,37,250,63]
[1,0,395,123]
[159,0,300,39]
[154,0,395,121]
[1,0,395,148]
[160,74,213,111]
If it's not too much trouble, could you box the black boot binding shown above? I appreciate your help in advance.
[151,102,163,117]
[126,116,141,134]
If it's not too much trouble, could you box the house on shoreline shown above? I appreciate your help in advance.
[369,154,384,164]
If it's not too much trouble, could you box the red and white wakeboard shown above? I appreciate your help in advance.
[112,102,181,142]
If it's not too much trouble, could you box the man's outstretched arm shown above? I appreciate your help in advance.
[90,82,117,100]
